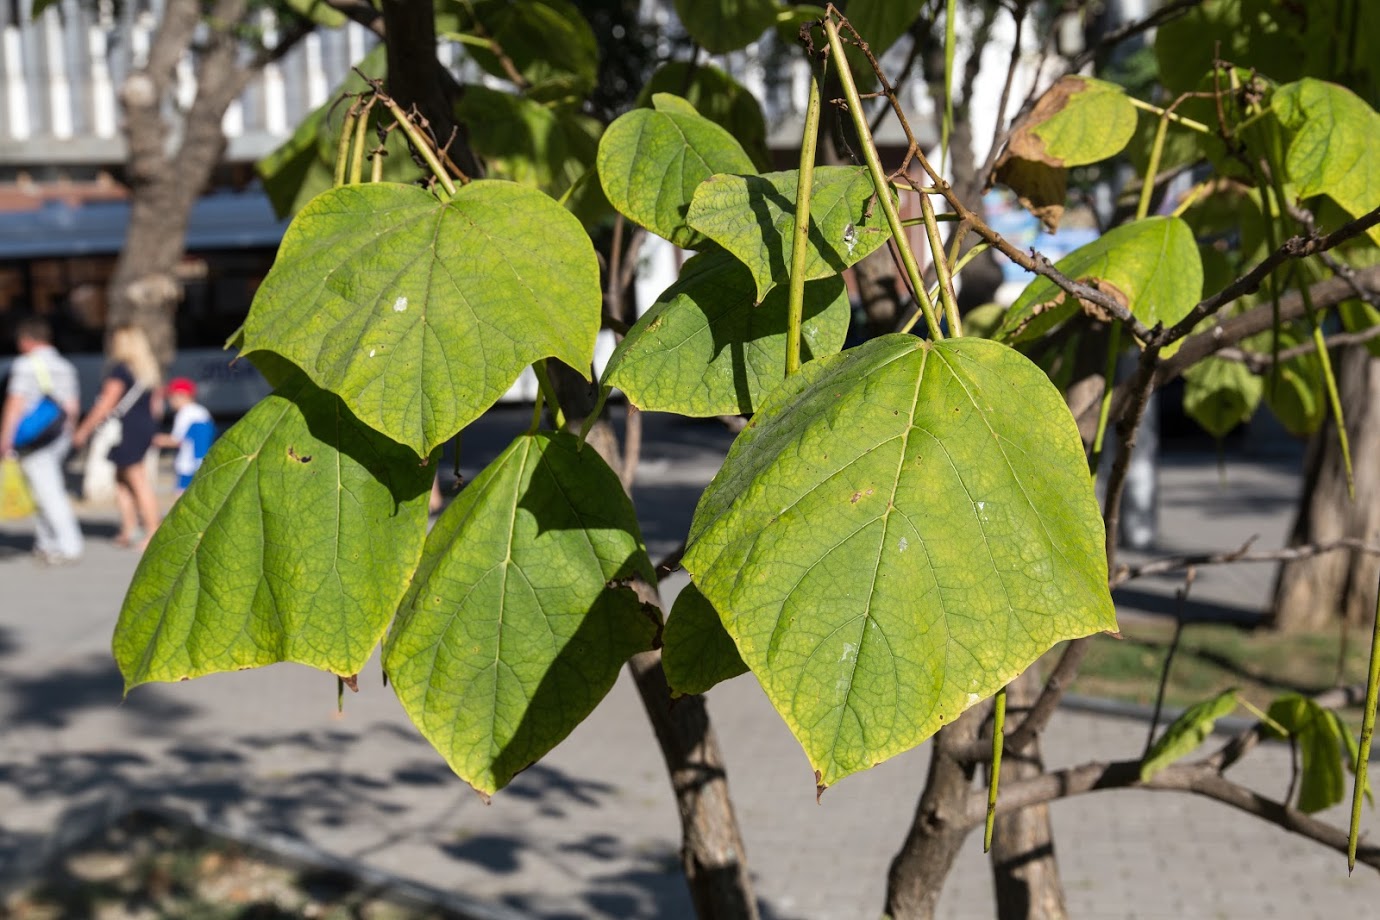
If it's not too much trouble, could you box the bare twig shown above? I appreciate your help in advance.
[1214,325,1380,372]
[1067,0,1205,72]
[1144,568,1195,758]
[962,757,1380,873]
[1112,537,1380,587]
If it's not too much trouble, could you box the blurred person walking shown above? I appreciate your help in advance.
[74,325,163,550]
[0,317,84,564]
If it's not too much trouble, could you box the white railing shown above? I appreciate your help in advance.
[0,0,377,165]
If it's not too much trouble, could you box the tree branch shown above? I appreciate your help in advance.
[1084,265,1380,437]
[1213,325,1380,373]
[323,0,385,36]
[960,757,1380,873]
[1113,537,1380,588]
[1152,204,1380,347]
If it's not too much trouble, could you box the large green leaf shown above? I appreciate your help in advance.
[997,217,1203,342]
[1183,356,1263,438]
[673,0,780,53]
[384,432,657,796]
[993,76,1138,230]
[1274,78,1380,247]
[1265,694,1348,814]
[239,181,600,457]
[602,250,849,417]
[597,97,756,248]
[663,583,748,697]
[113,374,433,690]
[638,63,771,171]
[443,0,599,94]
[683,335,1117,788]
[686,166,894,302]
[1140,690,1238,781]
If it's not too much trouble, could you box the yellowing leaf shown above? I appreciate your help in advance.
[684,335,1116,788]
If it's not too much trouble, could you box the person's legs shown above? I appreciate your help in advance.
[113,470,138,546]
[18,435,83,560]
[121,460,161,549]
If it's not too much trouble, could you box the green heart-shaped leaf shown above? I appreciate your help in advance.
[602,249,849,416]
[597,98,757,248]
[686,166,893,302]
[239,181,601,456]
[998,216,1203,342]
[1275,78,1380,247]
[663,583,749,697]
[1266,694,1348,814]
[1183,355,1262,438]
[638,63,772,171]
[443,0,599,94]
[384,432,657,796]
[113,373,433,690]
[683,334,1116,788]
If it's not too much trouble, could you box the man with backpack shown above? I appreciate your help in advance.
[0,317,84,564]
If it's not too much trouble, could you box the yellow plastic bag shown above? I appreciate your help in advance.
[1,456,35,521]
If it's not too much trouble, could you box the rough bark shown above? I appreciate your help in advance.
[988,669,1067,920]
[885,706,985,919]
[628,647,760,920]
[109,0,305,366]
[1270,344,1380,632]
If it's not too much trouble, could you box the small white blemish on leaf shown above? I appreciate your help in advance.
[393,295,408,313]
[898,537,909,553]
[369,348,376,358]
[967,692,981,706]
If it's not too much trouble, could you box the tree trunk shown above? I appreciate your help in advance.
[628,648,760,920]
[1270,344,1380,632]
[885,706,984,919]
[109,0,283,367]
[988,669,1068,920]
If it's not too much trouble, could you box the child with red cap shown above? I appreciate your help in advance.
[153,378,215,494]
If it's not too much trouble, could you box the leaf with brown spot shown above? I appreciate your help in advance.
[993,76,1138,231]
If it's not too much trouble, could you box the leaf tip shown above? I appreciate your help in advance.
[815,770,827,803]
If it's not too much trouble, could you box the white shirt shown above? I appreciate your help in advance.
[170,402,214,476]
[7,345,79,414]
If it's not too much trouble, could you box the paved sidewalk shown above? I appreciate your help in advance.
[1,413,1376,918]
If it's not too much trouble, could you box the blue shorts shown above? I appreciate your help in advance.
[176,472,196,490]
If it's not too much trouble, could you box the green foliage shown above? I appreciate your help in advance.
[123,2,1380,834]
[442,0,599,95]
[597,95,756,248]
[686,166,893,301]
[1140,690,1238,781]
[1183,356,1263,439]
[603,250,850,416]
[1274,79,1380,246]
[673,0,780,54]
[637,63,771,170]
[998,217,1203,343]
[839,0,926,90]
[383,432,656,795]
[113,374,433,690]
[1265,694,1353,814]
[662,583,748,697]
[454,86,601,202]
[683,335,1116,787]
[239,181,601,456]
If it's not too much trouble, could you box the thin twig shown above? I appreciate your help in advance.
[1144,568,1195,758]
[1213,325,1380,372]
[1112,537,1380,587]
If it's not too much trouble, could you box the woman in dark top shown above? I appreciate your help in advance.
[74,325,164,549]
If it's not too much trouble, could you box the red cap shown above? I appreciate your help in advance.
[167,377,197,397]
